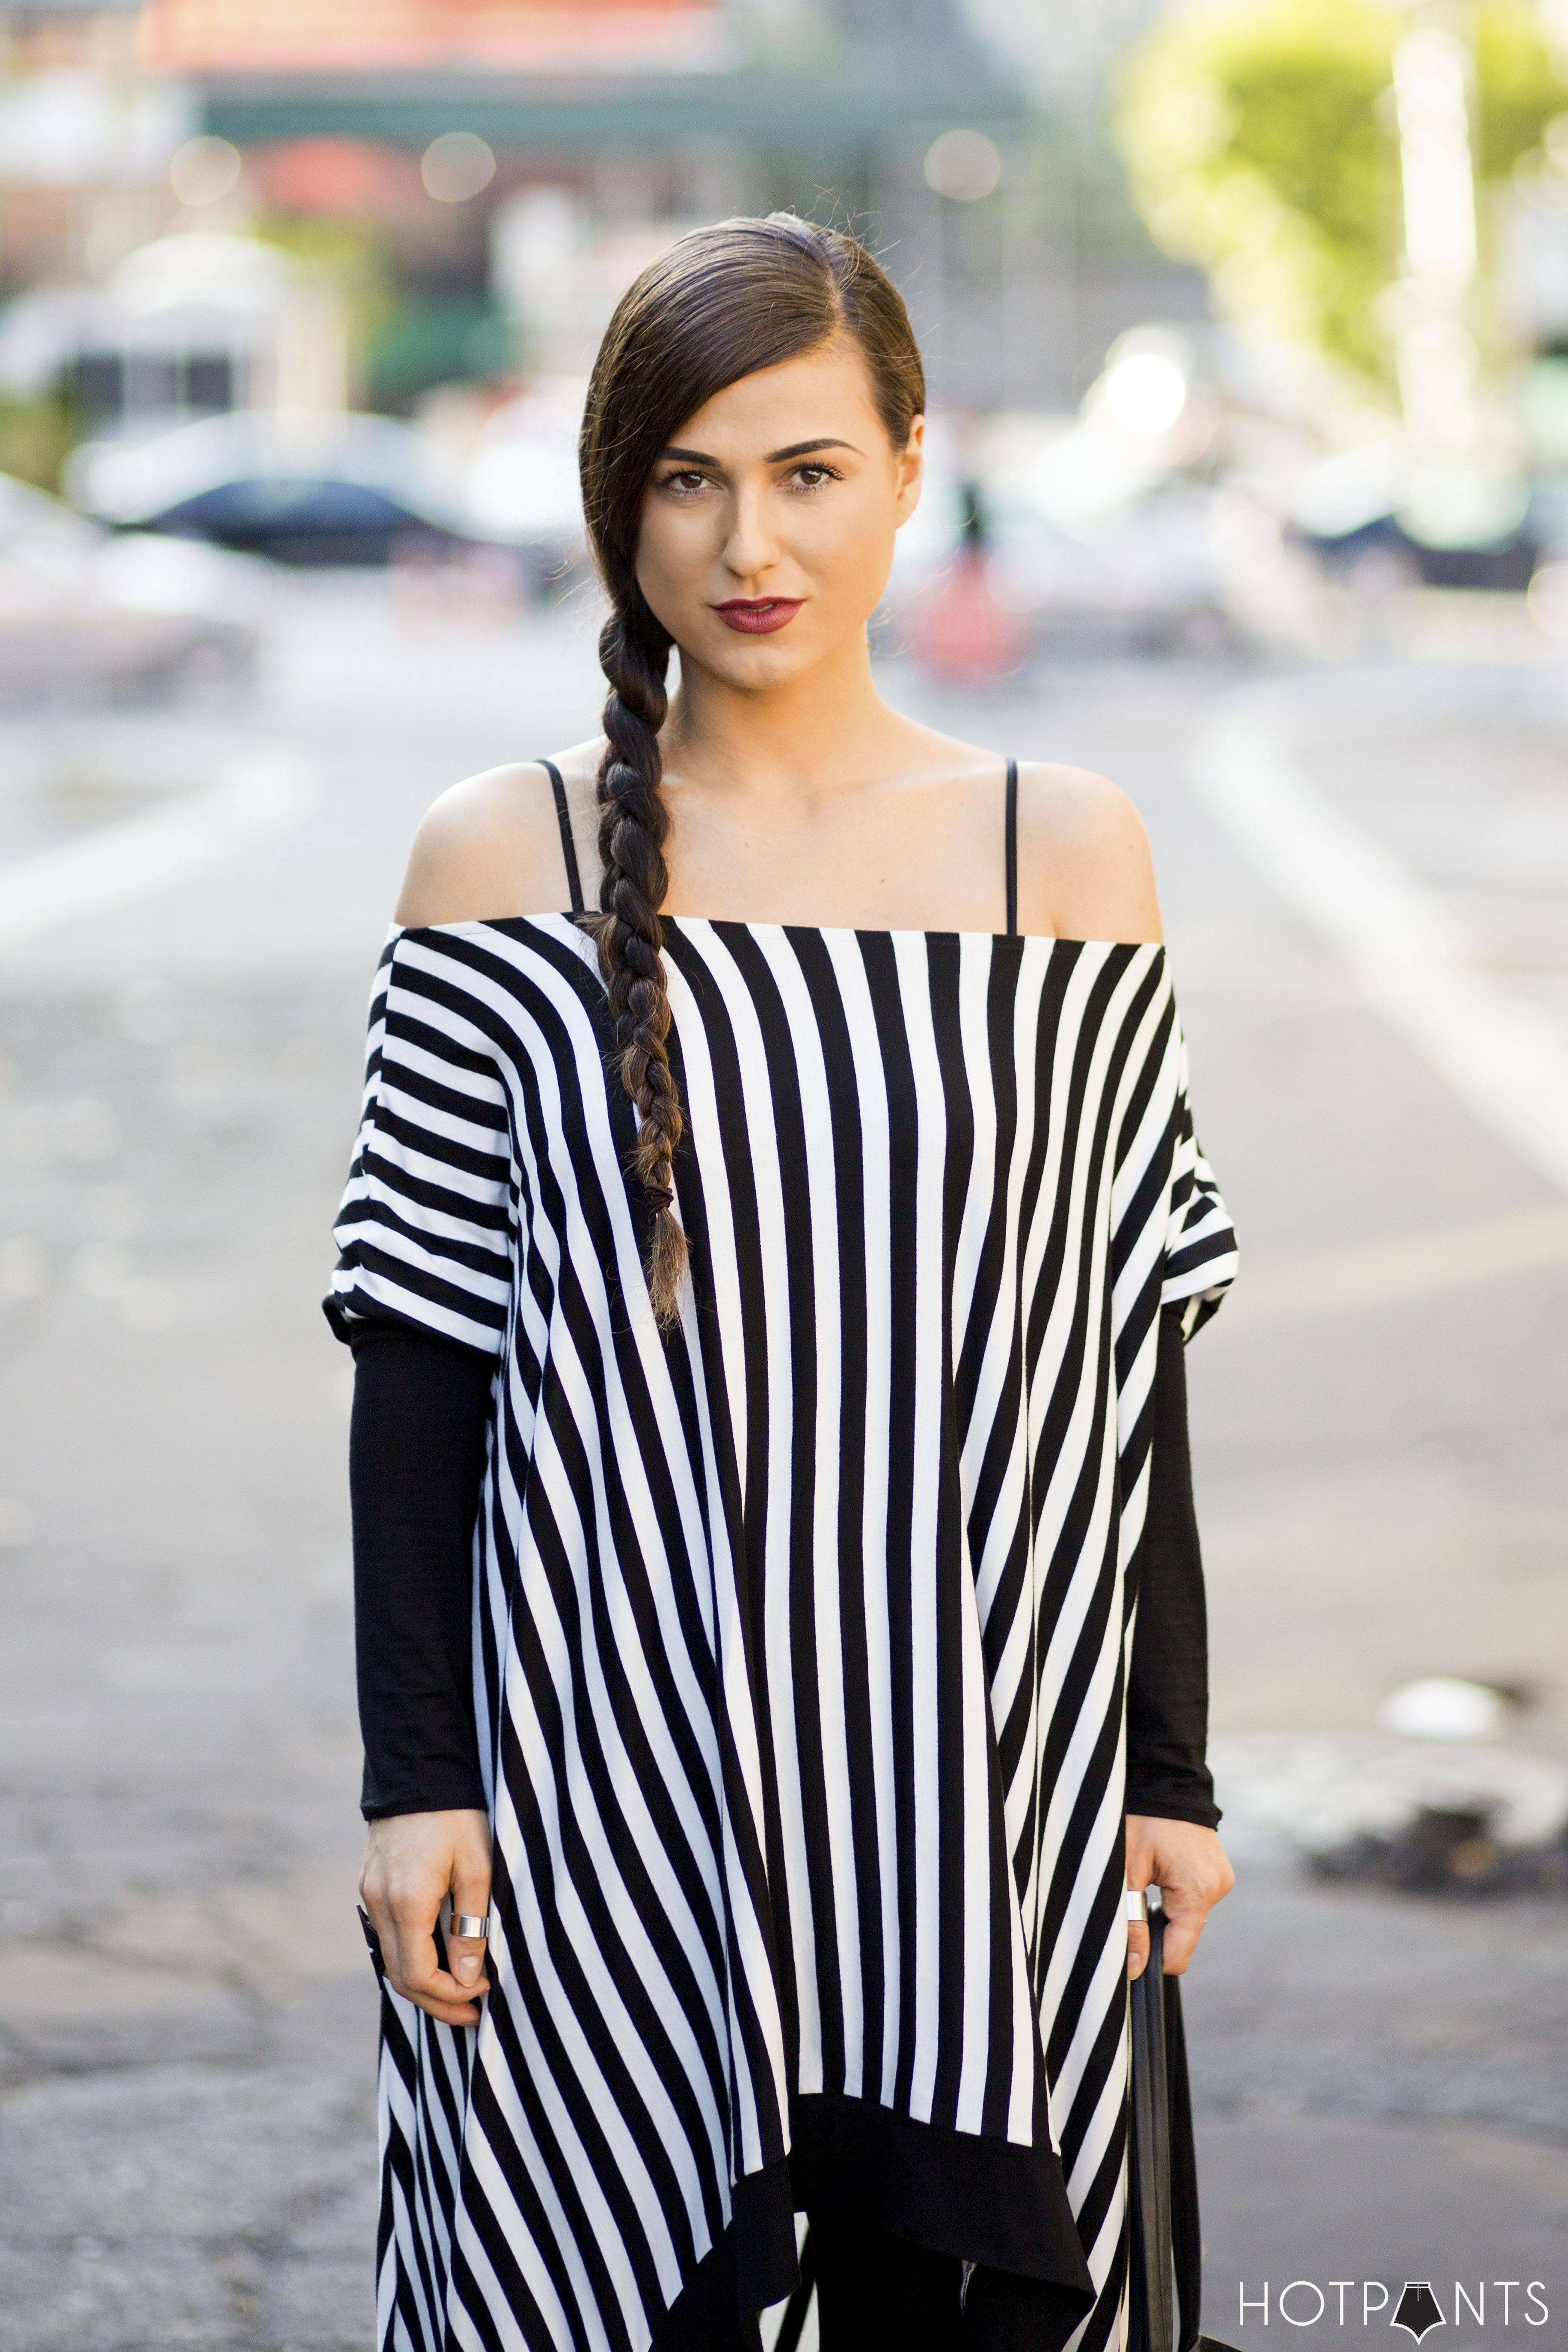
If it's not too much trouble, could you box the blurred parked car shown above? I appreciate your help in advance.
[66,410,485,567]
[1297,508,1538,593]
[1289,441,1541,591]
[0,472,264,702]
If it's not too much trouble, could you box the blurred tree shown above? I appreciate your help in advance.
[1476,4,1567,177]
[1117,0,1565,395]
[0,395,77,493]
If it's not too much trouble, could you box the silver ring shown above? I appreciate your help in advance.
[1125,1889,1147,1923]
[453,1914,490,1940]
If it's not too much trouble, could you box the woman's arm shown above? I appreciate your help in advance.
[1014,776,1234,1973]
[1125,1305,1234,1978]
[346,1316,496,2024]
[344,755,592,2022]
[1127,1307,1219,1830]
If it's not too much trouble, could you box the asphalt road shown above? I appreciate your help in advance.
[0,576,1564,2350]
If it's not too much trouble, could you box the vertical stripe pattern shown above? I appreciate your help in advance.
[331,916,1238,2352]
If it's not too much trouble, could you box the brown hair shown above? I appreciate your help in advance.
[578,213,925,1325]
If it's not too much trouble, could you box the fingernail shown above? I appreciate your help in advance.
[454,1956,479,1985]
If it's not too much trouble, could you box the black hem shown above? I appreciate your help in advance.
[789,2091,1093,2302]
[733,2156,799,2317]
[652,2092,1098,2344]
[361,1784,489,1821]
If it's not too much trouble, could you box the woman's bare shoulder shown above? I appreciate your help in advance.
[395,743,600,928]
[1014,758,1162,946]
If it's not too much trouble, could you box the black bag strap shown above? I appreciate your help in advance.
[1127,1906,1227,2352]
[1164,1956,1205,2349]
[1004,757,1018,938]
[538,757,585,917]
[1128,1908,1176,2352]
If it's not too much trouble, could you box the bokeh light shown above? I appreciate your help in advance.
[168,136,242,207]
[421,131,496,204]
[1527,560,1568,638]
[923,129,1002,202]
[1102,350,1188,435]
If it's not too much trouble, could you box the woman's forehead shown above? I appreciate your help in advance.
[668,341,883,449]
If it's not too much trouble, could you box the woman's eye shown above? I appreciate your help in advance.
[660,470,709,495]
[791,465,839,490]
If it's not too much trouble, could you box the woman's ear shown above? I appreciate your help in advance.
[894,414,925,526]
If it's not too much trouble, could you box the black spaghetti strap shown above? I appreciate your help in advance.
[1004,758,1018,939]
[538,757,585,916]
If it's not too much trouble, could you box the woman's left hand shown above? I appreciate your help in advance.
[1125,1815,1234,1980]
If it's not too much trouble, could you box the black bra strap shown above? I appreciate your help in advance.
[1004,758,1018,939]
[538,757,585,916]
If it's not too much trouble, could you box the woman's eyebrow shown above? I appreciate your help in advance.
[767,437,862,462]
[657,438,864,465]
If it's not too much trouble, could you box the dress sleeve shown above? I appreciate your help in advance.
[349,1317,493,1819]
[325,931,515,1356]
[1125,1305,1220,1829]
[1158,1030,1238,1340]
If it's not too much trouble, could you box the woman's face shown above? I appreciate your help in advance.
[633,336,923,689]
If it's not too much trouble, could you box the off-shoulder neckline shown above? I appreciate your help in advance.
[391,915,1167,952]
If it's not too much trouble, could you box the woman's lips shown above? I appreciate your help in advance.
[714,598,803,635]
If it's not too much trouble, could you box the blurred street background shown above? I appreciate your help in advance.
[0,1,1567,2346]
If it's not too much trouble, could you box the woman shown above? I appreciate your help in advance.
[329,215,1237,2352]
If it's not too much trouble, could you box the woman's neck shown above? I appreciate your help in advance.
[659,631,906,803]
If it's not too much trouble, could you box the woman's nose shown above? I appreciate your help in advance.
[720,487,781,580]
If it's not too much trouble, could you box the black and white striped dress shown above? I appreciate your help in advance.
[330,874,1237,2352]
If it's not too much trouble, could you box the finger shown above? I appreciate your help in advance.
[392,1937,489,2021]
[449,1868,493,1992]
[434,1956,490,2008]
[387,1917,451,2004]
[410,1931,490,2018]
[407,1984,485,2026]
[418,1905,489,2009]
[1157,1905,1207,1976]
[1126,1920,1150,1981]
[448,1933,490,1991]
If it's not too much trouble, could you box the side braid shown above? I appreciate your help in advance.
[593,594,688,1326]
[578,214,927,1325]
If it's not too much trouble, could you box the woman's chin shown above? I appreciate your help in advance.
[681,622,837,690]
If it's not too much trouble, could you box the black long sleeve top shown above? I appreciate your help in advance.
[340,1302,1220,1829]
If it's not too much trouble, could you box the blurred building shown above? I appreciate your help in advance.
[121,0,1207,415]
[0,0,1213,520]
[0,1,189,291]
[0,230,348,442]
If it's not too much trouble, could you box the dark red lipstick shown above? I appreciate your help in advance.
[714,597,803,634]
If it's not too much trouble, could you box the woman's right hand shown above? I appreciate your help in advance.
[359,1808,493,2026]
